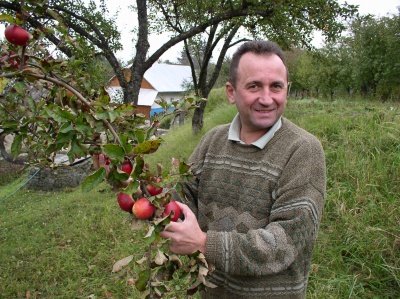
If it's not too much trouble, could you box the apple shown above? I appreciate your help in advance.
[162,201,181,222]
[4,24,29,46]
[121,160,133,175]
[1,51,27,69]
[132,198,155,220]
[117,192,135,213]
[146,184,163,196]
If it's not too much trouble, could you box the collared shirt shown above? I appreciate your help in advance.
[228,114,282,149]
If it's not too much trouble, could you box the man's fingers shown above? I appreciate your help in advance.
[175,202,193,220]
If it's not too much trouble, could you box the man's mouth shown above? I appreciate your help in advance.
[255,108,274,113]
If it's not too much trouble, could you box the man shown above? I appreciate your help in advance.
[161,40,327,299]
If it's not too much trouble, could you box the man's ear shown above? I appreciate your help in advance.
[226,82,236,104]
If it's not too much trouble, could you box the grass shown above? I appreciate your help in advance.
[1,93,399,298]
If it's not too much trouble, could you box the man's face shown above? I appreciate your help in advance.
[226,52,288,142]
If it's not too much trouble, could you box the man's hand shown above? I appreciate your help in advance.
[160,202,207,255]
[92,153,110,174]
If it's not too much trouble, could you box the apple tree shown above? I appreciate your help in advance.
[0,7,213,299]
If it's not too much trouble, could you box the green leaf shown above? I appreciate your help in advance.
[103,143,125,161]
[1,120,19,129]
[14,82,27,95]
[179,161,190,174]
[82,167,106,192]
[45,104,74,123]
[132,156,144,178]
[57,130,76,144]
[0,14,15,23]
[59,122,73,133]
[11,134,23,158]
[133,139,162,154]
[0,77,9,94]
[135,269,150,292]
[135,129,145,143]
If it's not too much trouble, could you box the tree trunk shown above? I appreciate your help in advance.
[191,101,207,135]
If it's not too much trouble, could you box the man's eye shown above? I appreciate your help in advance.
[271,84,284,92]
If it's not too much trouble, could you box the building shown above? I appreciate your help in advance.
[106,63,192,119]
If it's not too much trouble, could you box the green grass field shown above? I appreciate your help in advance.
[1,93,399,298]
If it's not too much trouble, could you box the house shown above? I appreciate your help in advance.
[106,63,192,119]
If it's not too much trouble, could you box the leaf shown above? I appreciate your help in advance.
[154,249,168,266]
[14,82,27,95]
[143,225,155,244]
[81,167,106,192]
[131,217,145,231]
[103,144,125,161]
[0,77,9,94]
[0,14,15,23]
[59,122,74,133]
[11,134,23,159]
[44,104,74,123]
[111,255,133,273]
[179,160,190,174]
[136,256,147,265]
[133,139,162,154]
[135,129,146,144]
[135,269,150,292]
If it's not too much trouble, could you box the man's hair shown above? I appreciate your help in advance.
[229,40,289,87]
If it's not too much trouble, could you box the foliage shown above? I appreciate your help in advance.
[287,12,400,101]
[0,8,211,297]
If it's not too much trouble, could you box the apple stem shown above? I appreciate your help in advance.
[141,180,151,197]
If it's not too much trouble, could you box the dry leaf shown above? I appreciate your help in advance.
[154,249,168,266]
[131,217,144,231]
[112,255,133,273]
[136,256,147,265]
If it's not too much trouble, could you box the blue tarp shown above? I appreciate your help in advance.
[150,107,175,116]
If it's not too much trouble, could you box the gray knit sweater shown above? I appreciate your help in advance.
[183,118,326,299]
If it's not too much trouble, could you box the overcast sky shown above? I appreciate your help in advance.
[1,0,399,63]
[97,0,400,62]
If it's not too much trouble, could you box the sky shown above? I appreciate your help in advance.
[107,0,400,62]
[1,0,399,63]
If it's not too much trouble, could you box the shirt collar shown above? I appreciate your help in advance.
[228,114,282,149]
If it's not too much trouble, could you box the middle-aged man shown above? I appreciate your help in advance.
[160,40,327,299]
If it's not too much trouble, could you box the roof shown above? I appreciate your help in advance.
[143,63,192,92]
[106,87,158,106]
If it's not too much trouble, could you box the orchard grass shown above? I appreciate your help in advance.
[1,94,399,298]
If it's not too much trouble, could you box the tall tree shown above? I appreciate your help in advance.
[149,0,358,133]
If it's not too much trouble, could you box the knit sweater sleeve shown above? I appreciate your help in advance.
[204,132,326,277]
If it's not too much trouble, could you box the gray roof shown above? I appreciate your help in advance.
[106,86,158,106]
[143,63,192,92]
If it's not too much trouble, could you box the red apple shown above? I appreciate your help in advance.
[4,24,29,46]
[146,184,163,196]
[132,198,155,220]
[1,51,27,69]
[162,201,181,222]
[121,160,133,175]
[117,192,135,213]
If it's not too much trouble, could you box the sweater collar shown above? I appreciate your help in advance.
[228,114,282,149]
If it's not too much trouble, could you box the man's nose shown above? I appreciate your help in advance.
[258,88,274,104]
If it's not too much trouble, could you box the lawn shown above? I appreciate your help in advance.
[1,95,399,298]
